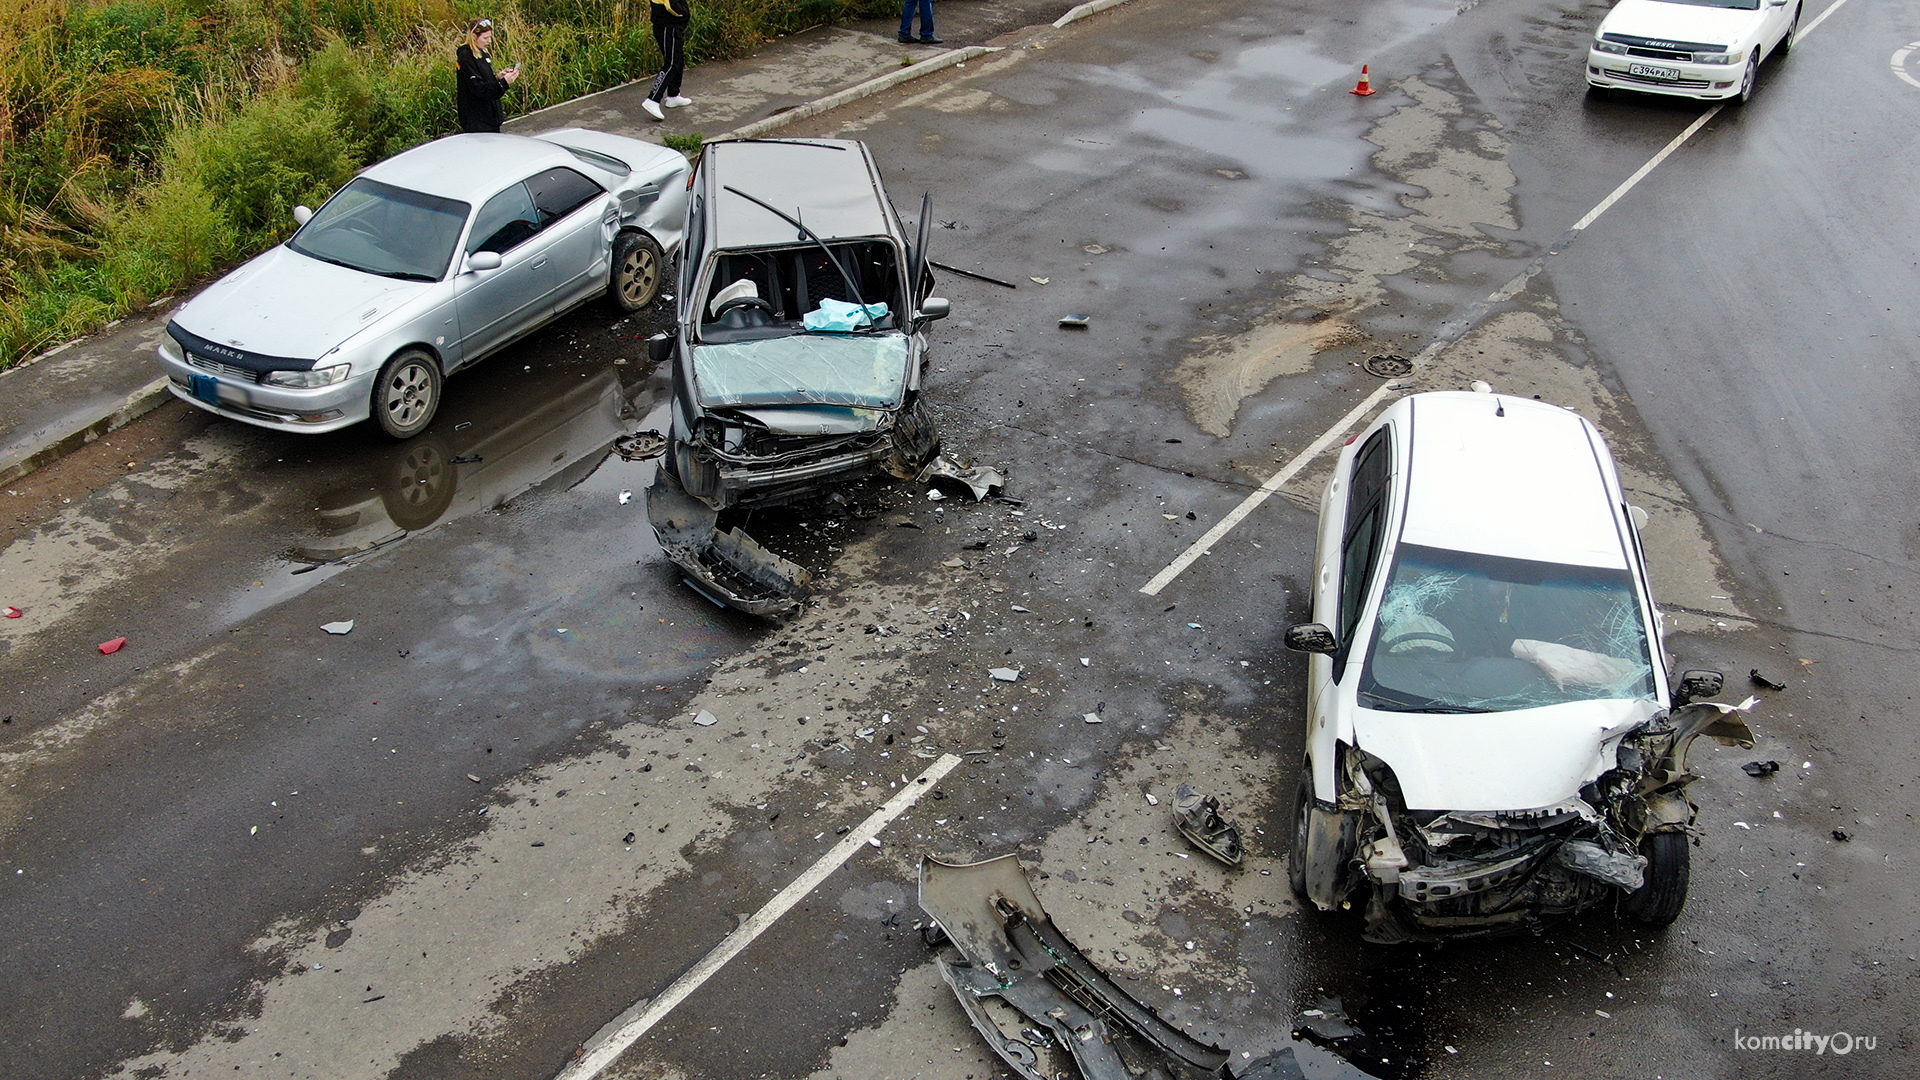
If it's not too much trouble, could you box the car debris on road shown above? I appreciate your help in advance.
[1172,784,1244,867]
[920,855,1370,1080]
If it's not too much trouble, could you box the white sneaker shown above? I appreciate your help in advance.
[663,96,692,108]
[641,98,664,120]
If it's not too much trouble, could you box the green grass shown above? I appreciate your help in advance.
[0,0,899,369]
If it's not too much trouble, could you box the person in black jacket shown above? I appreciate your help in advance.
[456,18,521,133]
[640,0,691,121]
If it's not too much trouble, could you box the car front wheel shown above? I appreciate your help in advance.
[372,349,442,440]
[1287,763,1313,899]
[611,231,665,312]
[1780,4,1800,53]
[1624,831,1690,925]
[1735,54,1758,105]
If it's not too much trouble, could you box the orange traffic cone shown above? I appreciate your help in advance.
[1350,64,1377,96]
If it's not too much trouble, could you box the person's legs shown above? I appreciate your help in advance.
[917,0,935,39]
[898,0,916,40]
[662,19,686,98]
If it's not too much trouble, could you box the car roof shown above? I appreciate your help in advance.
[701,139,896,249]
[361,133,580,205]
[1397,392,1630,570]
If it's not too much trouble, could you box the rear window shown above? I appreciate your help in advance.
[527,167,604,224]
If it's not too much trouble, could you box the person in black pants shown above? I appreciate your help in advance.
[898,0,939,43]
[455,18,520,133]
[642,0,692,121]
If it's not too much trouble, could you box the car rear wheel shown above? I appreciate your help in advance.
[1624,831,1690,925]
[372,349,442,440]
[1287,763,1312,899]
[611,231,665,312]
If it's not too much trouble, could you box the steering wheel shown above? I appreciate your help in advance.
[713,296,775,319]
[1380,631,1457,654]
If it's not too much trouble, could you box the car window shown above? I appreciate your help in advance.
[1337,429,1392,657]
[527,167,604,225]
[289,177,469,281]
[468,183,541,255]
[1358,544,1655,713]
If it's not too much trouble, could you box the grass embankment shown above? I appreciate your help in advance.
[0,0,896,370]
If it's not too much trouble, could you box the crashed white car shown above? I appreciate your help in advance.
[1285,391,1751,942]
[1586,0,1799,103]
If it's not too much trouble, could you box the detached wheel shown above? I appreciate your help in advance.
[1624,831,1690,925]
[372,349,442,440]
[1287,763,1312,899]
[610,231,665,312]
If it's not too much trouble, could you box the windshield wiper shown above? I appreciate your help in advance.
[1361,688,1492,714]
[376,269,438,282]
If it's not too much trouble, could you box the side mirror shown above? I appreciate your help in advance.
[1672,669,1724,707]
[647,332,675,365]
[292,205,313,226]
[1627,504,1648,530]
[1284,623,1338,654]
[465,250,503,273]
[916,297,951,322]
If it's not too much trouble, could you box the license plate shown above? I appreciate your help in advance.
[1628,62,1681,81]
[189,373,222,405]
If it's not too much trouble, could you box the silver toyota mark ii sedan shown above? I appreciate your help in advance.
[157,129,691,438]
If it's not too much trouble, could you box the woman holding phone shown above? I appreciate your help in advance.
[456,17,521,134]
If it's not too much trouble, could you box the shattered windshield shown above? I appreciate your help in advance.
[1359,544,1654,713]
[692,334,910,409]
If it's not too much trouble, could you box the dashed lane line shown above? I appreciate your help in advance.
[553,753,962,1080]
[1139,0,1856,597]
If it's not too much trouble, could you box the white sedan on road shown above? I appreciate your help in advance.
[1586,0,1800,103]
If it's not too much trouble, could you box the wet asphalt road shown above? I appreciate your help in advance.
[2,0,1916,1077]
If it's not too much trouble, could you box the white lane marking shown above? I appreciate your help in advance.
[554,753,963,1080]
[1893,43,1920,90]
[1141,0,1858,597]
[1797,0,1859,43]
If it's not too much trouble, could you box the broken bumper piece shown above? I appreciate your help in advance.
[919,854,1229,1080]
[647,468,812,617]
[920,855,1349,1079]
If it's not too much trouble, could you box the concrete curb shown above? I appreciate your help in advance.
[1053,0,1138,29]
[0,377,172,487]
[720,45,1001,140]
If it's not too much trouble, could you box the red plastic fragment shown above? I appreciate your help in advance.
[97,637,127,655]
[2,606,20,618]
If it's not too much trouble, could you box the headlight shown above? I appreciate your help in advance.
[264,364,350,388]
[1693,49,1742,64]
[1592,38,1630,55]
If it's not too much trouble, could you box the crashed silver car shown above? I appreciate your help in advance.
[1284,391,1754,942]
[157,130,689,438]
[648,138,948,613]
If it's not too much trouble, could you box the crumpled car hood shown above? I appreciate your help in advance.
[175,245,434,361]
[1355,697,1662,811]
